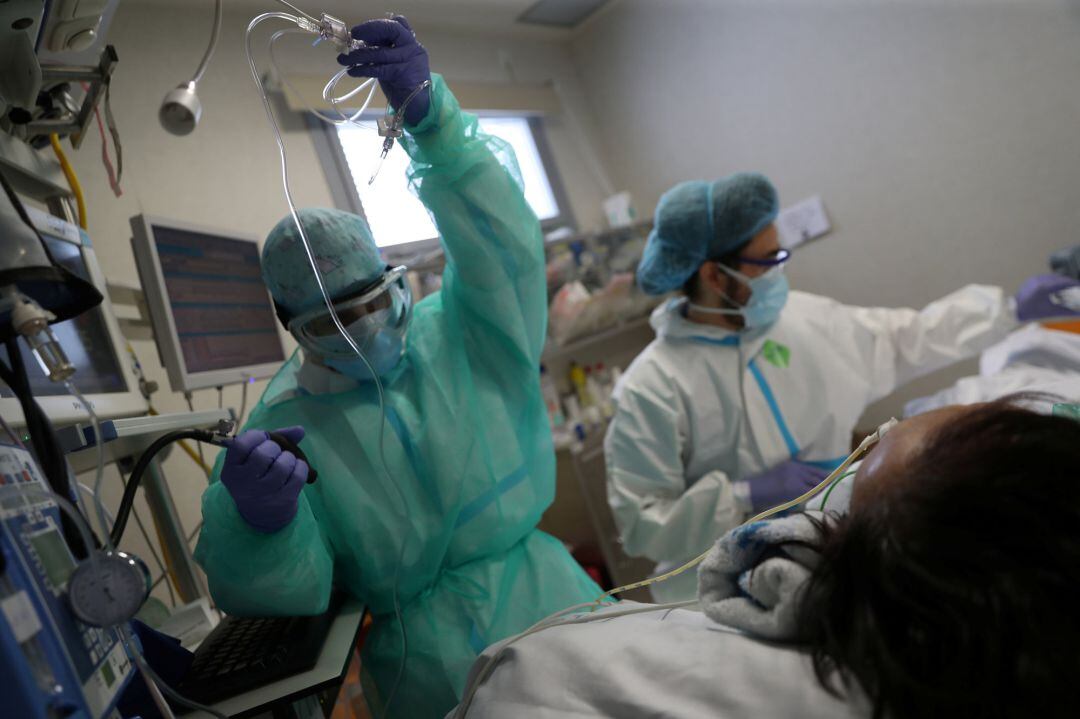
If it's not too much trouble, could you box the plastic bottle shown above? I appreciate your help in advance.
[540,365,565,431]
[593,362,615,419]
[585,366,605,410]
[568,361,593,407]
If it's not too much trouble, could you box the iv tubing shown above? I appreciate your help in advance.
[66,380,111,552]
[245,12,410,715]
[267,28,377,128]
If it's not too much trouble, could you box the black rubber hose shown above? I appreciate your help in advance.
[109,429,317,546]
[110,429,214,547]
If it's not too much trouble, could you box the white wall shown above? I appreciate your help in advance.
[62,2,611,605]
[573,0,1080,424]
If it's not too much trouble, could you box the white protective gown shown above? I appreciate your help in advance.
[904,323,1080,416]
[604,286,1018,602]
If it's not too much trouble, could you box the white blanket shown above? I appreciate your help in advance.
[452,601,866,718]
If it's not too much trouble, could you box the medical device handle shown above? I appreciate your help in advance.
[268,431,318,484]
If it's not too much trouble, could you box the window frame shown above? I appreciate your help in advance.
[308,111,576,264]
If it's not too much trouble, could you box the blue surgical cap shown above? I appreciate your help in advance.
[636,173,780,295]
[262,208,384,322]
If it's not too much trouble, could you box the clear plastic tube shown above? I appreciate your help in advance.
[245,12,410,716]
[65,379,110,551]
[267,28,377,128]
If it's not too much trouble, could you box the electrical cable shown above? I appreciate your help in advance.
[93,106,122,197]
[103,80,123,189]
[48,133,87,229]
[245,12,410,715]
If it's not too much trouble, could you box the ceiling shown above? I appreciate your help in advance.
[137,0,614,38]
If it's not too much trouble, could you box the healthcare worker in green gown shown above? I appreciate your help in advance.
[194,16,601,718]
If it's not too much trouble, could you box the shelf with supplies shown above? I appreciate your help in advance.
[542,315,652,364]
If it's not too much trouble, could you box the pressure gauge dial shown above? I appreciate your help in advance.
[67,551,151,627]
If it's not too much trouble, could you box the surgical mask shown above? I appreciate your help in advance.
[288,266,413,381]
[325,325,406,381]
[688,264,790,330]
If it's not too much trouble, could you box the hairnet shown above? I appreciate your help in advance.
[262,208,385,321]
[636,173,780,295]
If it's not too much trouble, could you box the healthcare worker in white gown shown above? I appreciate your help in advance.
[604,172,1080,603]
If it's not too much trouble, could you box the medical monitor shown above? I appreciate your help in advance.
[130,215,285,393]
[0,207,147,426]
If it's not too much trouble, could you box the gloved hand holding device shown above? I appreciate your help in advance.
[220,426,311,533]
[336,15,431,126]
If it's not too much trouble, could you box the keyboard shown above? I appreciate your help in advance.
[176,592,345,707]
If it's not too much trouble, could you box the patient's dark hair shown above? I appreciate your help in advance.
[797,398,1080,719]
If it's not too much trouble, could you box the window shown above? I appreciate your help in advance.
[314,113,573,256]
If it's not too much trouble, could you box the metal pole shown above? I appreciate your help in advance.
[142,457,205,603]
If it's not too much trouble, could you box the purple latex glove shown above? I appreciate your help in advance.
[336,16,431,126]
[1016,274,1080,322]
[747,460,829,513]
[220,427,309,533]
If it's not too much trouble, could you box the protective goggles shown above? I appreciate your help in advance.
[287,265,412,359]
[735,248,791,268]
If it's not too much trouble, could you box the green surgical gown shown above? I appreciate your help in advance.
[194,74,601,718]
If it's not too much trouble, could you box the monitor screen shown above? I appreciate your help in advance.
[150,225,285,375]
[0,235,127,398]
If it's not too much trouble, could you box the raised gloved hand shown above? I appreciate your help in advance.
[336,16,431,126]
[747,460,829,513]
[220,427,309,533]
[1016,274,1080,322]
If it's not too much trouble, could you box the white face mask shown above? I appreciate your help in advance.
[688,264,790,330]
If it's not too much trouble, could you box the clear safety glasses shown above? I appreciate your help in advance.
[736,248,791,268]
[288,265,411,358]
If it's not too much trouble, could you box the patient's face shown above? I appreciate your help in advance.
[851,405,981,512]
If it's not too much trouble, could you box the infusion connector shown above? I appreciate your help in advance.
[296,12,365,52]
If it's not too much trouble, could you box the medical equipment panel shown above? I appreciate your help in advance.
[0,442,134,719]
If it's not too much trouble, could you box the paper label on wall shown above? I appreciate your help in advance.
[777,195,831,249]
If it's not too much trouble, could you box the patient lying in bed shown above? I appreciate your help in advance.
[452,396,1080,718]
